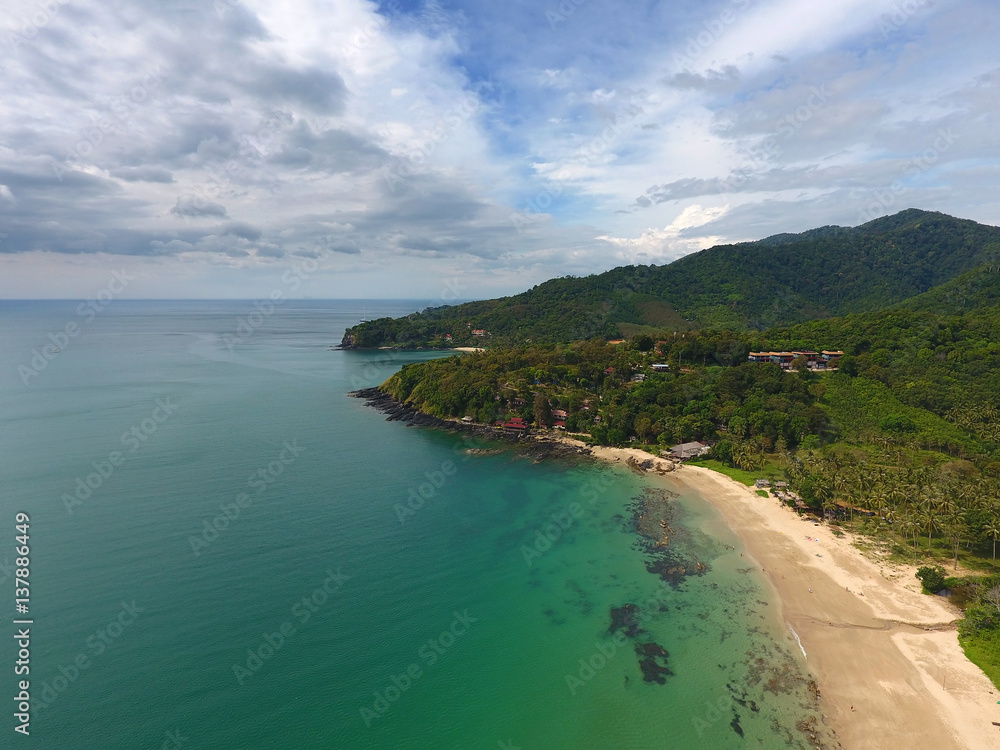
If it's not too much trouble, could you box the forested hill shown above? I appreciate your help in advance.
[342,209,1000,348]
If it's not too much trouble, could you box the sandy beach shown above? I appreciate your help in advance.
[566,441,1000,749]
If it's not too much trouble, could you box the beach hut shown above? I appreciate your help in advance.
[669,441,710,460]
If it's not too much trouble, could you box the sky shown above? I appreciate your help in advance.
[1,0,999,300]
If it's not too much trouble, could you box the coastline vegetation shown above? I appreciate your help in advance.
[357,210,1000,687]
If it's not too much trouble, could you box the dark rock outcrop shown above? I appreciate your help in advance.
[635,642,672,684]
[349,388,593,460]
[609,604,644,638]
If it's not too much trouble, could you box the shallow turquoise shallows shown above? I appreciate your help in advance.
[0,301,827,749]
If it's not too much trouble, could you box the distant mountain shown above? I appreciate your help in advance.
[342,209,1000,348]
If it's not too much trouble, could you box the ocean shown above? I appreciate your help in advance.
[0,300,832,749]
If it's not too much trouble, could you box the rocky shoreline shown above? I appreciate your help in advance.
[348,387,594,461]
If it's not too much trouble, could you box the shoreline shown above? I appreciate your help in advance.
[352,391,1000,747]
[558,438,1000,750]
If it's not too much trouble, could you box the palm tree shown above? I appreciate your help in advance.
[944,511,968,571]
[732,441,750,471]
[984,517,1000,569]
[920,507,938,551]
[898,514,919,563]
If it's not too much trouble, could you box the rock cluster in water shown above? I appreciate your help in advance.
[628,488,709,588]
[607,605,673,685]
[634,641,672,684]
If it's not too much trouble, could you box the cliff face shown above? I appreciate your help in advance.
[340,331,356,349]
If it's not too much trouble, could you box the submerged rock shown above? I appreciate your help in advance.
[730,713,744,738]
[609,604,644,638]
[635,641,672,684]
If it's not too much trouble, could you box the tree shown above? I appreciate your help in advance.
[838,355,859,377]
[800,434,820,450]
[632,334,654,352]
[634,416,653,444]
[533,393,551,428]
[916,565,946,594]
[983,518,1000,569]
[898,513,919,563]
[943,512,967,571]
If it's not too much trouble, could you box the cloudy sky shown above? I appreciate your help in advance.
[1,0,998,299]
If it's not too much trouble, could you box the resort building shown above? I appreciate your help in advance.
[669,441,710,460]
[748,350,842,370]
[501,416,528,431]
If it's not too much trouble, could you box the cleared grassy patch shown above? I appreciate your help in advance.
[960,633,1000,690]
[686,458,782,487]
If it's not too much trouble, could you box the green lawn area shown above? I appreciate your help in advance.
[685,458,783,487]
[960,633,1000,690]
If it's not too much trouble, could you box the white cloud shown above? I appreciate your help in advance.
[598,203,732,262]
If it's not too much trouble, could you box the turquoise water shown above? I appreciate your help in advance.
[0,301,832,749]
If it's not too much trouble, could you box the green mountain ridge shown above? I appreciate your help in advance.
[343,209,1000,348]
